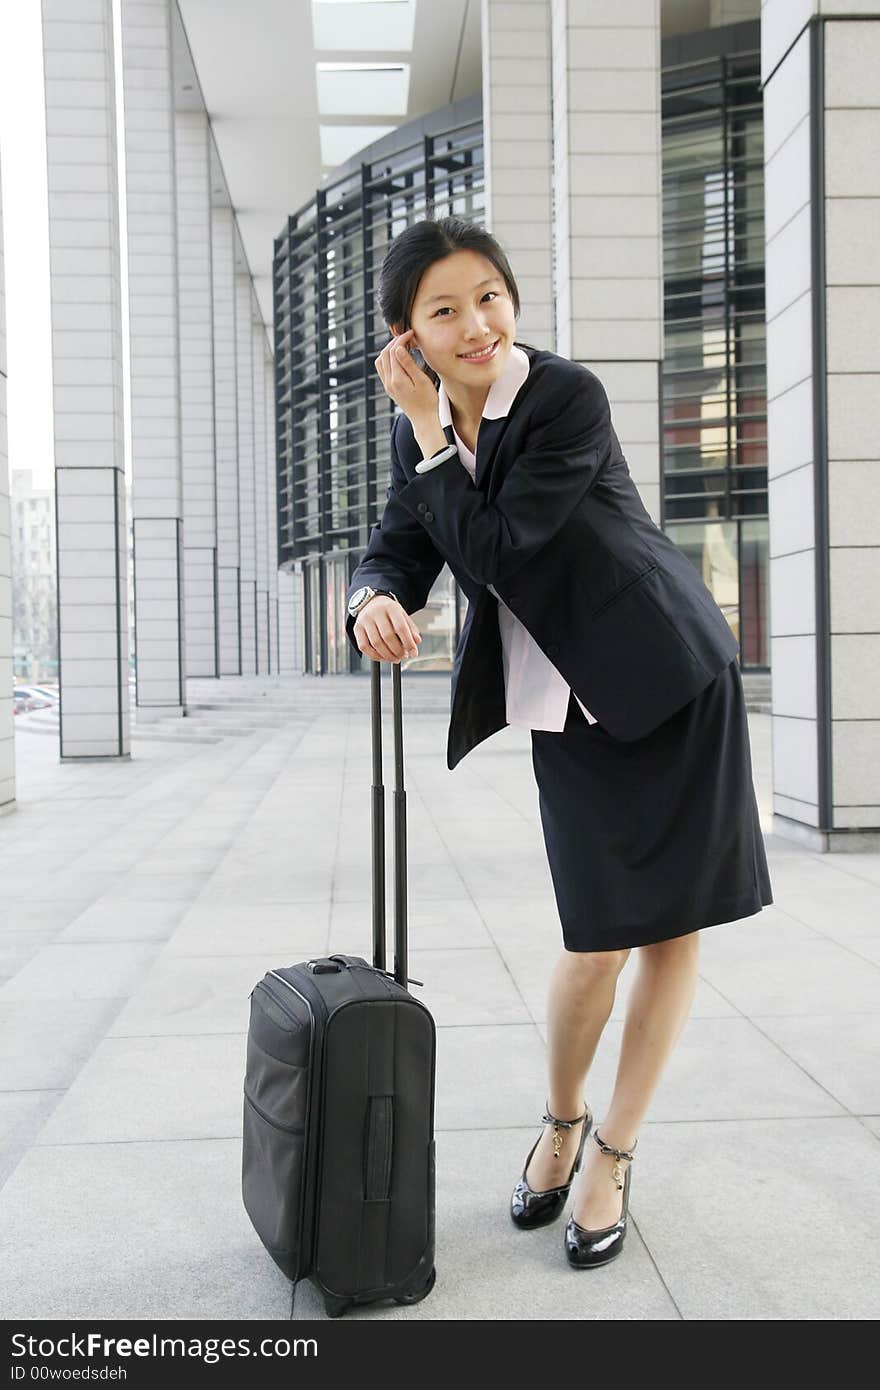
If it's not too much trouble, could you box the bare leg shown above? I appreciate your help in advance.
[572,930,701,1230]
[526,947,630,1193]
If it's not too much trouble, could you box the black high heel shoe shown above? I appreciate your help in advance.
[564,1128,638,1268]
[510,1102,592,1230]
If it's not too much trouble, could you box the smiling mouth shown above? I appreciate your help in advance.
[458,339,500,362]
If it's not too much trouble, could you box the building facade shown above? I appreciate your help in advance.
[275,20,770,680]
[2,0,877,848]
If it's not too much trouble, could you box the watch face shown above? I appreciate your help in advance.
[348,585,370,613]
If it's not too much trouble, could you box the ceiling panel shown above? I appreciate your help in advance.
[176,0,479,328]
[312,0,417,51]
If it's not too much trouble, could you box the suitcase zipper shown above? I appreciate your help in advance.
[266,970,329,1277]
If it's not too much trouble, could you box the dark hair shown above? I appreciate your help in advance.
[377,217,522,384]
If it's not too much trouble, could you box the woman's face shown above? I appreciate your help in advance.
[396,249,517,401]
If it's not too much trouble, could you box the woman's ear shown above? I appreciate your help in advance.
[389,321,405,338]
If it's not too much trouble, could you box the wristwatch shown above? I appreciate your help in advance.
[347,585,398,618]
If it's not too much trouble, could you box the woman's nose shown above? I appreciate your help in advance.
[463,315,490,340]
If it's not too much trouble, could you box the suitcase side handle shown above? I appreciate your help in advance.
[370,661,408,988]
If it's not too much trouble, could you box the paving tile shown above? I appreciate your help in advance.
[409,948,531,1028]
[1,872,123,904]
[751,1012,880,1113]
[328,898,494,952]
[0,943,161,1002]
[127,849,231,874]
[108,954,271,1037]
[0,930,59,979]
[0,1139,291,1320]
[0,999,123,1091]
[34,1033,247,1146]
[197,870,335,903]
[334,862,470,903]
[634,1117,880,1319]
[0,901,89,933]
[100,872,215,902]
[434,1025,549,1131]
[823,854,880,888]
[698,910,880,1016]
[165,901,330,958]
[0,1091,64,1188]
[56,899,191,944]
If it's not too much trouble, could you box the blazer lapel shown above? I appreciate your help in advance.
[441,419,499,492]
[474,416,507,492]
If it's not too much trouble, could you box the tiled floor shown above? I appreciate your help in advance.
[1,673,878,1320]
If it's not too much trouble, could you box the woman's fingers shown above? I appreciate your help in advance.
[355,600,421,663]
[370,613,416,661]
[374,330,415,388]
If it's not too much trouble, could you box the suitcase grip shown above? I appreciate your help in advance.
[370,661,408,988]
[364,1095,394,1201]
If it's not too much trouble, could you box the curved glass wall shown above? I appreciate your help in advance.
[274,96,483,677]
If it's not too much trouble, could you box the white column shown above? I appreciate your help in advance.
[277,567,304,674]
[211,202,240,673]
[235,267,256,673]
[176,108,217,676]
[551,0,663,521]
[763,0,880,849]
[42,0,131,760]
[122,0,185,719]
[264,344,278,673]
[251,308,269,673]
[481,0,555,349]
[0,155,14,810]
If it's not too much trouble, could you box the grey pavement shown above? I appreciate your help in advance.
[1,673,878,1321]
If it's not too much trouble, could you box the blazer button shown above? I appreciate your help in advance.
[546,642,559,656]
[424,510,434,522]
[417,501,427,513]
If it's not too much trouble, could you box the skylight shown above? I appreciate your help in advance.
[316,62,410,116]
[311,0,416,52]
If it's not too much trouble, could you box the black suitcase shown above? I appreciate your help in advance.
[242,661,437,1318]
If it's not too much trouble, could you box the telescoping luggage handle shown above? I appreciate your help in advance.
[370,660,413,989]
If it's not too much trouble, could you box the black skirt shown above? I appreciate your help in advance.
[530,659,773,952]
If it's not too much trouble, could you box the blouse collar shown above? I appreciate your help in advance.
[437,342,531,428]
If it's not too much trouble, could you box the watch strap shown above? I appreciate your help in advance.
[350,586,397,616]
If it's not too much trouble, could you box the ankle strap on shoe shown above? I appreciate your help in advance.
[542,1102,589,1160]
[593,1129,637,1190]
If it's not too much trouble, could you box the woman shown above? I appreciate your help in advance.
[346,216,772,1270]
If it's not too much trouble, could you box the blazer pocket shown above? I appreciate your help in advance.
[588,563,658,620]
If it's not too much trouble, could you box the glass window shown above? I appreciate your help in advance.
[739,518,769,667]
[666,520,740,649]
[662,47,768,667]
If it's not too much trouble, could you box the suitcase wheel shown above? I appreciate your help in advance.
[324,1294,351,1319]
[393,1265,436,1306]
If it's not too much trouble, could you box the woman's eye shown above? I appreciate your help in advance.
[434,291,499,318]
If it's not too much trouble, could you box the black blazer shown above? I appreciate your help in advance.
[345,344,739,770]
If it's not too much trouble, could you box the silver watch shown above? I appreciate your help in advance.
[347,584,398,618]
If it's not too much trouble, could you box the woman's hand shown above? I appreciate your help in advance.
[354,595,422,665]
[374,329,438,424]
